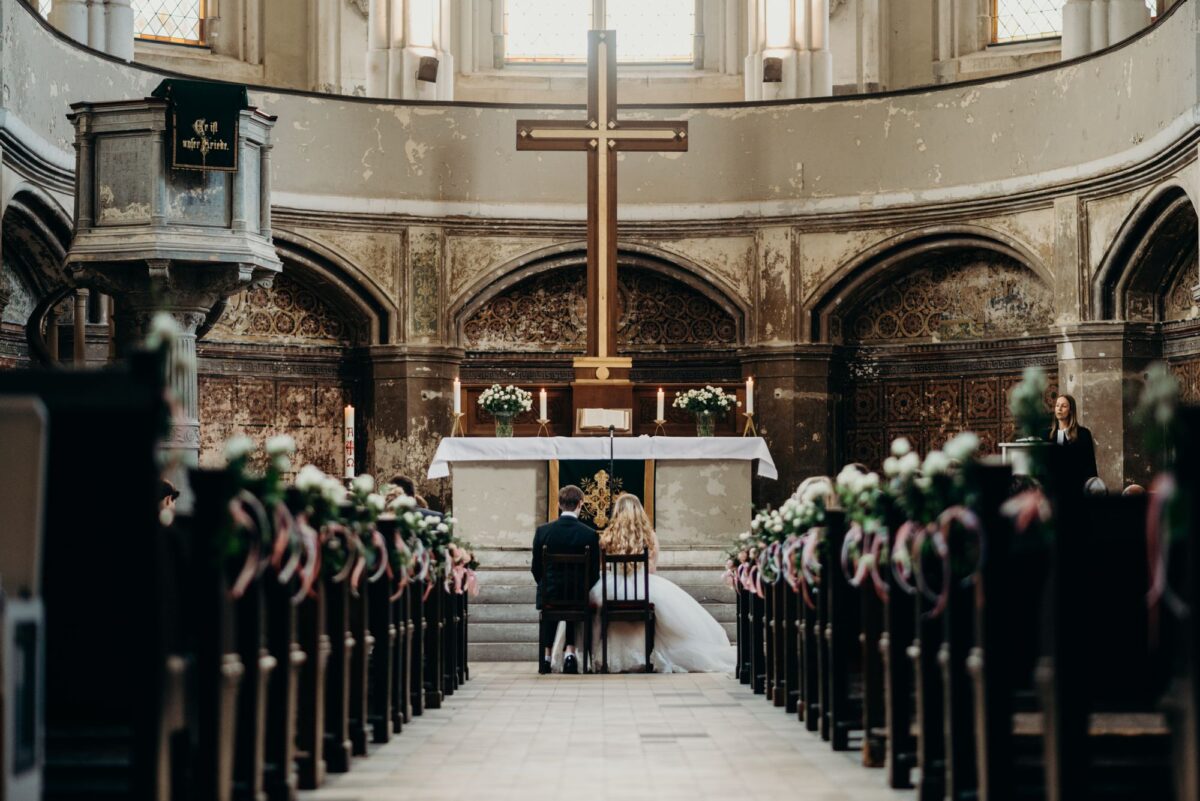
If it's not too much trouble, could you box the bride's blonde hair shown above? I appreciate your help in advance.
[600,493,656,556]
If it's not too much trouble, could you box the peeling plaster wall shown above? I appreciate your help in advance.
[6,0,1196,217]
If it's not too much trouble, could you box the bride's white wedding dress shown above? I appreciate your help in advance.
[550,569,736,674]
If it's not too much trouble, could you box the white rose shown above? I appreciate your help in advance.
[899,451,921,476]
[923,450,951,476]
[944,432,980,463]
[391,494,417,511]
[295,464,326,492]
[322,478,348,506]
[883,456,900,477]
[265,434,296,456]
[891,437,912,457]
[739,531,751,540]
[224,435,255,463]
[366,493,386,513]
[351,474,375,495]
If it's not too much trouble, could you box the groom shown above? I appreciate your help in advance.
[531,485,599,675]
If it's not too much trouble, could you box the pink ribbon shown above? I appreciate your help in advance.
[292,512,321,604]
[890,520,924,597]
[228,491,271,599]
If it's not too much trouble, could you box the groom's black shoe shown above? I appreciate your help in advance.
[563,654,579,675]
[539,657,551,675]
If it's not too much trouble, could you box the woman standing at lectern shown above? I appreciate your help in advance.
[1045,393,1099,495]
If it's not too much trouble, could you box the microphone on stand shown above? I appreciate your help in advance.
[608,424,616,521]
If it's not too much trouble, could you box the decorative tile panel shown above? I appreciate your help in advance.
[209,272,359,346]
[409,228,442,339]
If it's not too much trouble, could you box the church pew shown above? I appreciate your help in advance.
[348,580,372,756]
[911,538,947,800]
[262,568,303,801]
[861,559,887,767]
[410,580,426,717]
[424,582,445,710]
[443,586,459,697]
[737,586,751,685]
[295,582,329,789]
[460,593,470,683]
[823,511,864,751]
[799,573,821,730]
[816,540,831,741]
[322,574,354,773]
[763,580,777,704]
[367,551,395,744]
[0,357,186,800]
[939,465,1010,801]
[750,589,766,695]
[772,578,787,708]
[232,562,277,801]
[881,511,918,789]
[1172,408,1200,801]
[1039,482,1172,801]
[784,578,801,714]
[395,584,412,727]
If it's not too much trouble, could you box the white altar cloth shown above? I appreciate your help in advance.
[426,436,777,480]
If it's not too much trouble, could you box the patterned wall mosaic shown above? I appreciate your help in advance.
[198,375,351,477]
[462,265,738,352]
[208,272,359,346]
[1163,258,1199,322]
[843,370,1059,469]
[841,253,1053,344]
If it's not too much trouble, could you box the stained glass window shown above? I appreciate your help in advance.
[992,0,1156,43]
[505,0,694,64]
[505,0,591,62]
[38,0,50,17]
[133,0,204,45]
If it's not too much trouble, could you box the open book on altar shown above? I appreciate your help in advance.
[575,408,632,435]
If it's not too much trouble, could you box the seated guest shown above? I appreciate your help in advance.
[1123,483,1146,496]
[1084,476,1108,495]
[159,479,180,526]
[390,474,441,519]
[1045,394,1098,495]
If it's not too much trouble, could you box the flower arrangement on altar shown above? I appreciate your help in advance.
[478,384,534,414]
[673,385,740,436]
[478,384,534,437]
[217,434,480,603]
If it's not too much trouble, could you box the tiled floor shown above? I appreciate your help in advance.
[300,663,912,801]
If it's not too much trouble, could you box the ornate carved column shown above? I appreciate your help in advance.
[65,96,282,473]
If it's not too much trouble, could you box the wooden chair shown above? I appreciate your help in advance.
[599,548,656,673]
[539,546,595,673]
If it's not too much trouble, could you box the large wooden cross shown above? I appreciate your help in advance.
[516,30,688,385]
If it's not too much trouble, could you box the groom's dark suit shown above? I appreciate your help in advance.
[531,512,599,649]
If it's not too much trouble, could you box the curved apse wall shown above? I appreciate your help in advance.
[0,0,1196,221]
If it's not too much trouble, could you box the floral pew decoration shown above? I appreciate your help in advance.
[725,479,829,606]
[217,436,480,606]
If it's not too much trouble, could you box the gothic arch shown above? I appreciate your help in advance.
[1093,181,1199,322]
[264,228,395,345]
[805,225,1052,343]
[2,183,72,296]
[448,241,749,350]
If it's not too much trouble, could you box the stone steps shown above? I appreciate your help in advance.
[468,546,735,662]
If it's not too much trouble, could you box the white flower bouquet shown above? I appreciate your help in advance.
[477,384,534,415]
[672,385,740,414]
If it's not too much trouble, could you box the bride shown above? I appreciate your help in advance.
[552,493,735,674]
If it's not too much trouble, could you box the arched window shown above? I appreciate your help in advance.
[505,0,694,64]
[132,0,205,45]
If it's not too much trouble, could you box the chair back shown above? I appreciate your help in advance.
[601,548,651,608]
[541,545,592,611]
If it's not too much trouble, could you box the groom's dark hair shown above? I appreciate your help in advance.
[559,485,584,513]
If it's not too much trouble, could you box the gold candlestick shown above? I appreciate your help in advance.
[653,418,667,436]
[535,418,551,437]
[450,412,466,437]
[741,411,758,437]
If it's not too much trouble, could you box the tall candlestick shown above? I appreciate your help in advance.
[746,377,754,415]
[539,388,547,420]
[453,378,461,414]
[344,404,355,479]
[656,388,665,420]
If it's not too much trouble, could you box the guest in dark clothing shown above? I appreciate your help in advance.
[531,484,599,675]
[390,474,442,519]
[1045,393,1099,495]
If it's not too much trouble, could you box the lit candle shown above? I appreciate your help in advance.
[539,388,547,420]
[656,388,665,421]
[344,404,355,479]
[453,378,461,415]
[746,377,754,416]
